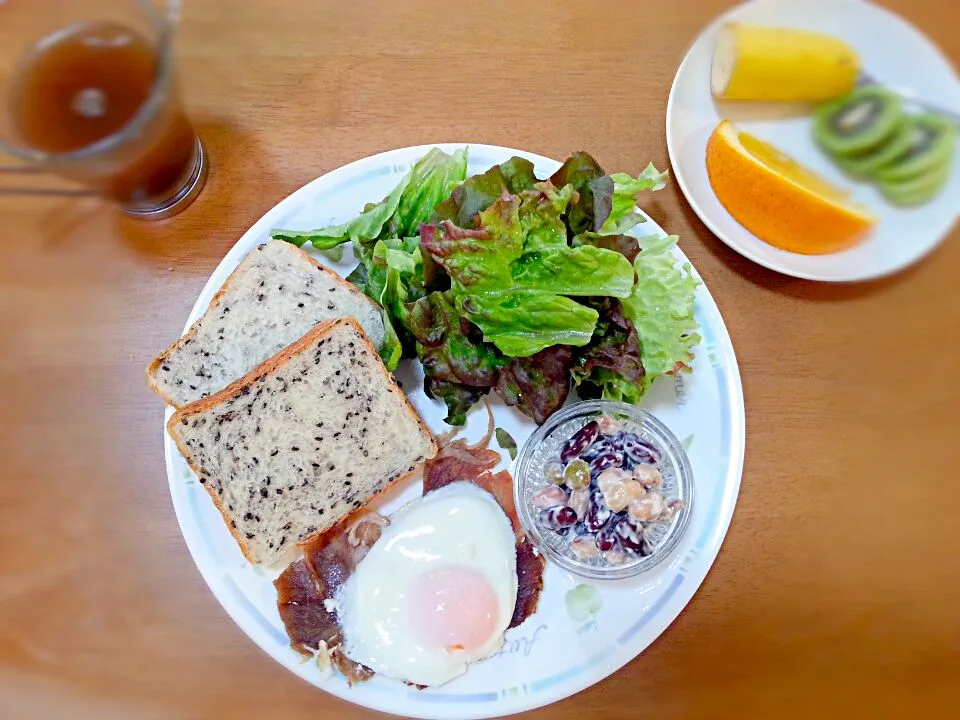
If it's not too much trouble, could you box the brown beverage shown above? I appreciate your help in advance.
[8,21,197,204]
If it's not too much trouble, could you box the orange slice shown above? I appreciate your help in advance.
[705,120,875,255]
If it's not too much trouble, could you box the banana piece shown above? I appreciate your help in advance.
[712,23,859,102]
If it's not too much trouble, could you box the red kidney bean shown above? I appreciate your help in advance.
[559,421,599,463]
[616,517,654,556]
[583,487,612,532]
[595,518,621,552]
[620,434,661,465]
[589,451,624,475]
[539,505,577,531]
[581,437,614,461]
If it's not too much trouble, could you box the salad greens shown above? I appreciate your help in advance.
[271,147,700,426]
[495,428,518,460]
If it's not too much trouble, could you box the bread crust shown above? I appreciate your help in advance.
[167,317,438,564]
[147,241,383,408]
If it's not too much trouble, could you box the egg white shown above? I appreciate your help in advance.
[336,482,518,687]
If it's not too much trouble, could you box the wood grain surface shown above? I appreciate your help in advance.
[1,1,958,718]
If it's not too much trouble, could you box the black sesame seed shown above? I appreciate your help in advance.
[270,449,279,456]
[346,472,353,478]
[260,488,269,498]
[162,365,170,371]
[276,488,283,495]
[297,302,304,308]
[291,446,299,451]
[198,477,206,484]
[244,512,253,520]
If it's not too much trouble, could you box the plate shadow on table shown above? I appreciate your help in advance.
[640,197,671,235]
[668,184,926,301]
[113,118,283,269]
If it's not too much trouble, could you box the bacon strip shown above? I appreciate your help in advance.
[274,437,547,683]
[274,510,385,683]
[511,539,546,629]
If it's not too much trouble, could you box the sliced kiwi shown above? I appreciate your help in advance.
[874,114,956,183]
[835,118,917,178]
[878,159,951,207]
[813,87,903,157]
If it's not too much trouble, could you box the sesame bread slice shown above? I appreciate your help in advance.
[167,318,437,566]
[148,240,385,407]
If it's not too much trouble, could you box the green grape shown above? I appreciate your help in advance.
[563,459,591,490]
[544,462,565,485]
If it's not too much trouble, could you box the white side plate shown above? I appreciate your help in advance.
[667,0,960,281]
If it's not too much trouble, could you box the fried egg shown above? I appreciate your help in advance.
[336,482,518,687]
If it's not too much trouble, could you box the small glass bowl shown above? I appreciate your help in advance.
[514,400,694,580]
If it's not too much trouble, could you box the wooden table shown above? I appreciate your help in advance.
[2,1,958,718]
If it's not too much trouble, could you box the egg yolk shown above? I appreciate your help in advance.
[408,565,499,654]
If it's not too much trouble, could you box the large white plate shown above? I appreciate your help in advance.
[163,144,745,719]
[667,0,960,282]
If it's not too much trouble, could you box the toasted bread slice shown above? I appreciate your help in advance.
[148,240,384,407]
[167,318,436,565]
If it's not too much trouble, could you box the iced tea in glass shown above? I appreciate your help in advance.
[0,0,206,218]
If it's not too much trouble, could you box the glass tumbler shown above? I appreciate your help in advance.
[0,0,207,219]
